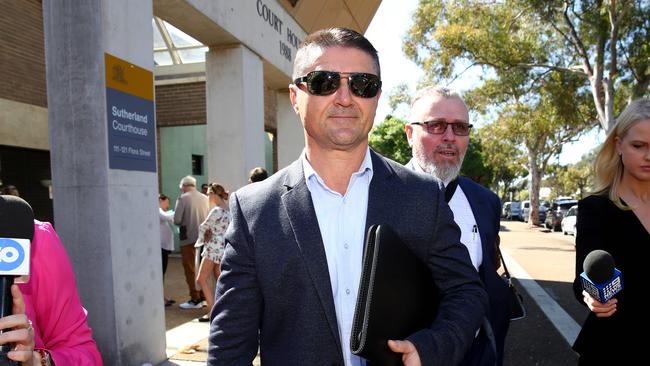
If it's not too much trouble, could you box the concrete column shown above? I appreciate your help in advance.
[276,91,305,169]
[43,1,165,365]
[206,45,265,191]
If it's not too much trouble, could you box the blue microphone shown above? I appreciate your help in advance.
[580,250,623,304]
[0,195,34,366]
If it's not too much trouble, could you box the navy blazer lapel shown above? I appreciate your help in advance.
[280,160,342,355]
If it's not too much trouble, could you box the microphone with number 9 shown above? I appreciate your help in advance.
[0,195,33,366]
[580,249,623,304]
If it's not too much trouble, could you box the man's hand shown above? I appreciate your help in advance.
[388,340,421,366]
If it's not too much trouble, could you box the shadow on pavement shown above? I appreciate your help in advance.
[504,278,588,366]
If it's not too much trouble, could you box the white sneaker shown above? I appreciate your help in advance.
[179,299,204,309]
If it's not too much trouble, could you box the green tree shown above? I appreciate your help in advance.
[460,131,494,188]
[544,163,569,199]
[402,0,613,224]
[387,83,412,113]
[369,116,412,164]
[477,123,528,200]
[544,149,596,199]
[565,150,596,198]
[404,0,650,132]
[463,72,590,224]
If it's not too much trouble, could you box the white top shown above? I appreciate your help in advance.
[303,148,373,366]
[159,208,175,251]
[448,187,483,270]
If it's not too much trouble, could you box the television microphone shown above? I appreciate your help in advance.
[0,195,33,366]
[580,249,623,304]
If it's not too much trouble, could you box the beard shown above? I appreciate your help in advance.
[413,143,465,183]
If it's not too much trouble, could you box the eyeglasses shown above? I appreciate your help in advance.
[293,71,382,98]
[410,120,473,136]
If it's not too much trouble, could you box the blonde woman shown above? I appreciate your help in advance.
[572,98,650,364]
[195,183,230,322]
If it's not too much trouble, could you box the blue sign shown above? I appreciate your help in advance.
[106,87,157,172]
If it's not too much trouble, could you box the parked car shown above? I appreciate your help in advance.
[561,205,578,236]
[539,204,548,223]
[521,200,530,222]
[522,200,548,224]
[545,199,578,231]
[503,201,522,221]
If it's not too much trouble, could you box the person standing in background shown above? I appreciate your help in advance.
[1,185,19,196]
[572,98,650,364]
[195,183,231,322]
[248,167,269,183]
[174,175,209,309]
[404,86,510,366]
[159,193,175,307]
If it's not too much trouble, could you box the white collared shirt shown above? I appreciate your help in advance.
[303,148,373,366]
[448,188,483,270]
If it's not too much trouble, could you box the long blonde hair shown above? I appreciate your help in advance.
[593,98,650,208]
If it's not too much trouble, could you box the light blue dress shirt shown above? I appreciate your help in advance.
[303,148,373,366]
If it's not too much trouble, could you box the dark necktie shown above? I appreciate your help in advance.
[444,178,459,203]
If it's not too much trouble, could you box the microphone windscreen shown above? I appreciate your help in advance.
[583,250,615,284]
[0,195,34,240]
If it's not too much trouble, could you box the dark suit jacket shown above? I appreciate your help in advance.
[572,194,646,361]
[404,160,510,366]
[457,177,510,366]
[208,150,488,366]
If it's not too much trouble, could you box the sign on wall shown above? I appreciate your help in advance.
[105,53,156,172]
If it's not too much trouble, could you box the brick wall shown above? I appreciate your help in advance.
[264,86,278,130]
[0,0,47,107]
[155,82,206,126]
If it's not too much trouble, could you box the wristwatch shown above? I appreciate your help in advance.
[36,349,53,366]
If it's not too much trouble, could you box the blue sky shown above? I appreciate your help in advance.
[364,0,604,165]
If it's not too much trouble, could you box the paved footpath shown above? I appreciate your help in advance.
[159,256,260,366]
[500,220,588,365]
[159,220,587,365]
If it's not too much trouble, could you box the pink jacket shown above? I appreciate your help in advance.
[17,221,103,365]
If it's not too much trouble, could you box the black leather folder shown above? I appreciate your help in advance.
[350,224,439,365]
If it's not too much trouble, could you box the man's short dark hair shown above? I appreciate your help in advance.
[292,27,380,80]
[249,167,269,183]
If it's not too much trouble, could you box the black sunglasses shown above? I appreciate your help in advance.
[410,120,473,136]
[293,71,382,98]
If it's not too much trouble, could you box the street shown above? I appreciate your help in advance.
[500,220,589,365]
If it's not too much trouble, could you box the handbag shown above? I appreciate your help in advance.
[497,246,526,321]
[179,225,188,241]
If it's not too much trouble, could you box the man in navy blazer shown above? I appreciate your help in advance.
[404,86,511,366]
[208,28,488,366]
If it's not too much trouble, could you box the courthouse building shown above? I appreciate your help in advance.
[0,1,381,365]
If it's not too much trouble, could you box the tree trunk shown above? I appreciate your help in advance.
[528,149,542,226]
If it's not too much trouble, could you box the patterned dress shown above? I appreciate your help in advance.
[195,206,231,263]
